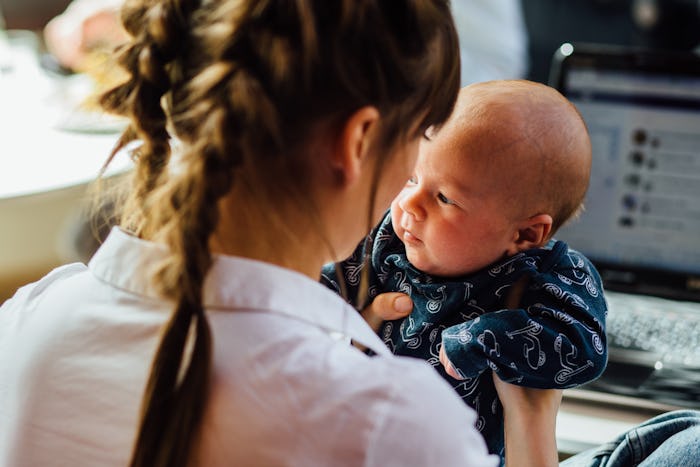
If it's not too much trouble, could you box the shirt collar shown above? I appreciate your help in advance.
[89,227,390,356]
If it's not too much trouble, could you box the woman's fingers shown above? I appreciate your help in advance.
[360,292,413,332]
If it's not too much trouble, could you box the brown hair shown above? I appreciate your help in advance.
[98,0,460,465]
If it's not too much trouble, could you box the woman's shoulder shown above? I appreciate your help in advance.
[203,328,497,466]
[350,354,498,466]
[0,263,87,317]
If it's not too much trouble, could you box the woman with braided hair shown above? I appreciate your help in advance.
[0,1,567,466]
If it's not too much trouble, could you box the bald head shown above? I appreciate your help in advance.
[445,79,592,233]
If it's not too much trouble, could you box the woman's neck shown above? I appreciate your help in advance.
[209,201,330,280]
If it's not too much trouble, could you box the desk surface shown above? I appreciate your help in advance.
[556,389,680,457]
[558,397,648,456]
[0,30,129,297]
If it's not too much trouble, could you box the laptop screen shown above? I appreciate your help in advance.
[549,43,700,301]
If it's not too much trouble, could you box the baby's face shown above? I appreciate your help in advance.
[390,125,521,277]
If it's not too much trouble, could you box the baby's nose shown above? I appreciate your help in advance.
[398,189,426,221]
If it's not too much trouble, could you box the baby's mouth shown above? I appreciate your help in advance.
[402,228,422,245]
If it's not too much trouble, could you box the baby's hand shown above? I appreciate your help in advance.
[439,344,464,380]
[360,292,413,333]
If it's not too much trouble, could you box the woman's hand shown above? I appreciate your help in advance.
[493,372,562,467]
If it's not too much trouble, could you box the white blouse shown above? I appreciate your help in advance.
[0,228,497,466]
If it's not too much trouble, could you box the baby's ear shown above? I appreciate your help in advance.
[513,214,553,252]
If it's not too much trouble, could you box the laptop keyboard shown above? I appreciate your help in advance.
[605,290,700,369]
[582,290,700,408]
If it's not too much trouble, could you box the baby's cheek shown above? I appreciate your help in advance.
[405,248,435,275]
[389,201,403,230]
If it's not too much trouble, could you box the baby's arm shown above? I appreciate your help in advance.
[441,253,608,388]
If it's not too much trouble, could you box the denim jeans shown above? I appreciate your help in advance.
[561,410,700,467]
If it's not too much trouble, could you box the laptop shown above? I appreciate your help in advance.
[548,43,700,409]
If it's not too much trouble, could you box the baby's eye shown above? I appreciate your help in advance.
[407,175,418,185]
[437,193,455,205]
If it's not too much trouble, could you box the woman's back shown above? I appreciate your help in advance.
[0,229,496,466]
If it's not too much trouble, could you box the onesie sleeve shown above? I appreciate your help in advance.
[441,244,608,389]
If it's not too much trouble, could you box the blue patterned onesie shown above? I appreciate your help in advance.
[321,211,608,459]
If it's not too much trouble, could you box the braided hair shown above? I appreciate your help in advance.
[98,1,460,465]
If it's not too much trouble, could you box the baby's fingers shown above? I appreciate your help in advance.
[439,344,463,380]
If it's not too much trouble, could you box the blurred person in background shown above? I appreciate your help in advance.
[43,0,127,72]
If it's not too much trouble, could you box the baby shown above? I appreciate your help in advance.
[322,80,608,458]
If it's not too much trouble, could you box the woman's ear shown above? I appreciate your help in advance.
[511,213,553,253]
[333,106,380,185]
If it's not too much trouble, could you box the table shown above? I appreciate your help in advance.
[557,388,682,458]
[0,30,127,300]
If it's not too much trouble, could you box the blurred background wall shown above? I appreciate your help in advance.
[2,0,72,30]
[4,0,699,80]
